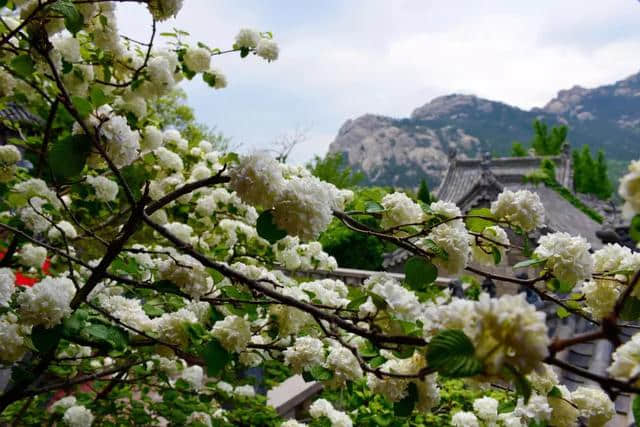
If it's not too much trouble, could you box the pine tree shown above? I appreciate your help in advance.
[594,150,612,199]
[511,142,527,157]
[580,145,596,194]
[531,120,567,155]
[417,179,431,204]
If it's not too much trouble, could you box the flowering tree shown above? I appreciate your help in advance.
[1,1,640,426]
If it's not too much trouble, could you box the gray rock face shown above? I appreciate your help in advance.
[329,71,640,188]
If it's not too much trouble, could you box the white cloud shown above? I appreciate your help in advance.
[117,1,640,163]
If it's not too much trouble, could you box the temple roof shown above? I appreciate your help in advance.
[435,150,602,249]
[0,103,43,126]
[383,150,603,269]
[436,151,572,209]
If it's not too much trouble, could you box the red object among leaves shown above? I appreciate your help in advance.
[0,250,51,287]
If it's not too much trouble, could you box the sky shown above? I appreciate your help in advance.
[117,1,640,164]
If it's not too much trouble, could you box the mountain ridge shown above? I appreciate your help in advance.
[329,70,640,188]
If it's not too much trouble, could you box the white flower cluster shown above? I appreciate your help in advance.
[308,398,353,427]
[476,293,549,374]
[451,411,478,427]
[324,344,363,386]
[13,178,60,208]
[184,47,210,73]
[156,253,213,298]
[141,125,164,152]
[300,279,349,308]
[274,236,337,271]
[579,279,620,319]
[195,188,258,224]
[86,175,119,202]
[473,396,499,424]
[471,225,509,266]
[0,268,16,307]
[186,411,211,427]
[0,144,21,182]
[180,365,204,390]
[81,106,140,168]
[283,336,325,373]
[608,332,640,382]
[380,192,424,229]
[49,220,78,241]
[619,159,640,219]
[570,386,615,427]
[533,232,593,286]
[364,273,422,322]
[155,147,184,172]
[234,29,280,61]
[439,293,548,375]
[154,308,199,347]
[0,313,29,363]
[211,315,252,352]
[98,295,154,333]
[63,405,94,427]
[147,0,184,21]
[423,221,471,276]
[230,153,352,240]
[491,189,545,231]
[513,394,552,423]
[18,277,76,328]
[367,352,440,411]
[18,243,47,269]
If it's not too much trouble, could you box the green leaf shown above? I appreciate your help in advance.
[513,258,547,269]
[154,280,181,294]
[620,297,640,321]
[48,134,92,179]
[256,210,287,244]
[556,307,570,319]
[240,47,250,58]
[420,239,449,260]
[143,303,164,317]
[547,278,573,294]
[31,325,62,353]
[121,163,150,200]
[491,246,502,265]
[632,395,640,426]
[359,341,379,358]
[369,356,387,368]
[71,96,93,119]
[393,383,418,417]
[631,215,640,243]
[200,339,231,376]
[364,200,384,213]
[465,208,494,232]
[426,329,484,377]
[49,0,84,35]
[547,386,562,398]
[10,55,35,78]
[309,365,333,381]
[503,364,532,403]
[85,323,129,350]
[404,256,438,292]
[90,86,108,107]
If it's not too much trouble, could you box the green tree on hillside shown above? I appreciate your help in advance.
[572,145,612,199]
[307,152,364,189]
[417,179,432,204]
[531,120,567,155]
[510,120,567,157]
[511,142,528,157]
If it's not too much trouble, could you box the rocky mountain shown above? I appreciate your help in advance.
[329,71,640,188]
